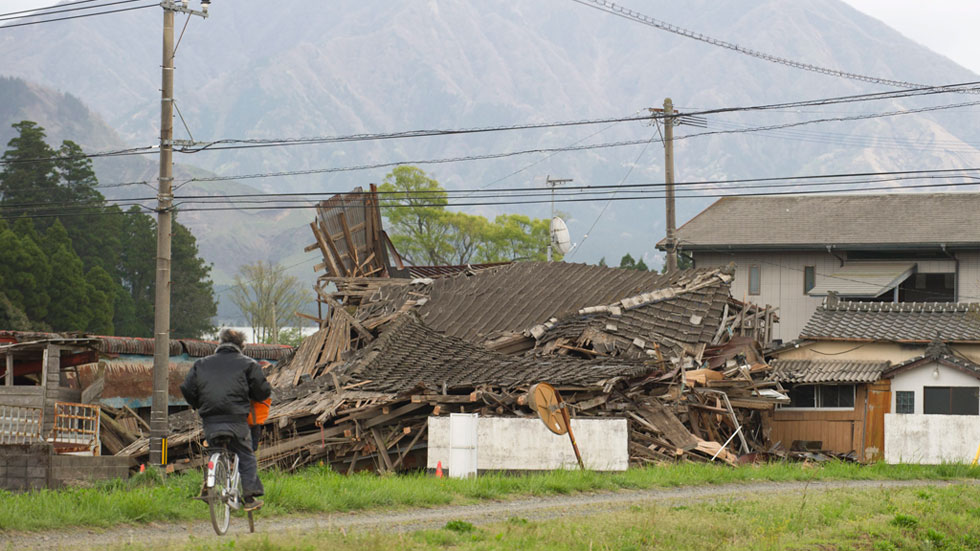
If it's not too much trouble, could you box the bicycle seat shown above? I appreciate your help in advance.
[207,433,236,450]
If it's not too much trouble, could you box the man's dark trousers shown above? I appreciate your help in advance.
[204,420,264,498]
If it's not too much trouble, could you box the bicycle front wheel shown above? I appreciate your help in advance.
[208,454,232,535]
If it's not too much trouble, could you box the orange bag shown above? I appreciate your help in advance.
[248,398,271,426]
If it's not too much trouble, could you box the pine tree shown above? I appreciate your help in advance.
[0,121,58,217]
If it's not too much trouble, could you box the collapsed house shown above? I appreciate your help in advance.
[118,186,792,473]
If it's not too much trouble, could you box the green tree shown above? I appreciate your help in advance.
[598,257,607,267]
[479,214,552,262]
[170,221,217,338]
[619,253,649,271]
[85,266,115,334]
[230,261,310,344]
[45,244,92,331]
[379,166,455,265]
[380,166,556,265]
[0,121,58,216]
[0,227,51,322]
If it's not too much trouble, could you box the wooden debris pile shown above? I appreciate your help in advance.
[119,263,787,472]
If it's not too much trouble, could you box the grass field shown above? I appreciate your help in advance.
[114,483,980,551]
[1,461,978,533]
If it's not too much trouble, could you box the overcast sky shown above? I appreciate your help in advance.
[3,1,979,75]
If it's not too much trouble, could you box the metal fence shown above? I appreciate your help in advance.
[51,402,101,455]
[0,405,43,444]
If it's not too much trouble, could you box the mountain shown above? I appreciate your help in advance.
[0,78,314,323]
[1,0,978,272]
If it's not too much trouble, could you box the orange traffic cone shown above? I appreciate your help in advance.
[435,460,443,478]
[139,464,145,473]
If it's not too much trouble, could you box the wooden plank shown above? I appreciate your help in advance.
[411,392,480,404]
[4,353,11,387]
[310,221,342,277]
[392,423,426,470]
[338,212,361,276]
[370,427,394,472]
[362,402,426,430]
[315,288,375,342]
[319,220,349,277]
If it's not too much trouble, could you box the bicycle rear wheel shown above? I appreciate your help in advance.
[208,453,232,535]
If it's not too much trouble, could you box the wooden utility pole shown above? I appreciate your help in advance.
[150,0,209,468]
[663,97,678,275]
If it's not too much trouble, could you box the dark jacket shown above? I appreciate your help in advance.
[180,343,272,423]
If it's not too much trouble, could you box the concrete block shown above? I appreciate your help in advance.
[886,413,980,464]
[428,416,628,471]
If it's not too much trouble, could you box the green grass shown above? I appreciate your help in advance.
[1,461,979,532]
[114,483,980,551]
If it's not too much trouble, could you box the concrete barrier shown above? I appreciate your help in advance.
[427,416,628,472]
[885,413,980,464]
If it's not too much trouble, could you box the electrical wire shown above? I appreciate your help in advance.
[5,167,980,211]
[568,0,979,93]
[0,3,155,29]
[3,82,979,167]
[0,0,146,22]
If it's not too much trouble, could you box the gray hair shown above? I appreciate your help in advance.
[218,328,246,348]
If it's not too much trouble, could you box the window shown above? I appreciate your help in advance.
[804,266,816,294]
[783,384,856,409]
[749,265,761,295]
[895,391,914,414]
[923,386,979,415]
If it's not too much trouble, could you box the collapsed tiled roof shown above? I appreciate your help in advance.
[659,193,980,250]
[769,359,889,384]
[374,262,686,342]
[800,299,980,343]
[406,262,511,278]
[532,268,733,359]
[332,314,657,393]
[883,338,980,379]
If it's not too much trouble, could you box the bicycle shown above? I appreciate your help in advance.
[203,435,256,535]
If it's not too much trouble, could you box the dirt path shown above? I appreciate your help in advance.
[2,479,972,550]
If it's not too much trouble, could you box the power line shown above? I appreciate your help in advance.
[5,167,980,211]
[7,178,980,221]
[183,100,980,186]
[0,3,155,29]
[0,0,146,22]
[3,82,978,167]
[568,0,979,93]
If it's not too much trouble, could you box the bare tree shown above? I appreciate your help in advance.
[230,261,311,344]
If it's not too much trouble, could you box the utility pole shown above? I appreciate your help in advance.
[545,176,573,261]
[662,98,677,275]
[150,0,209,468]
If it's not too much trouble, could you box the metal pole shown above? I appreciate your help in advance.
[547,175,552,262]
[150,5,175,467]
[664,98,678,274]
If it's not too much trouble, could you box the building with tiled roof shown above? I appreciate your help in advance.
[657,193,980,342]
[771,297,980,465]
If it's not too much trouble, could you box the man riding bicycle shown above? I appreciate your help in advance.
[180,328,271,511]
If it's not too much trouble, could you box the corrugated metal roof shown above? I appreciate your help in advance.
[800,299,980,342]
[807,262,915,297]
[0,331,292,361]
[770,359,889,383]
[658,193,980,250]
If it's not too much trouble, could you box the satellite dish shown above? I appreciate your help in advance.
[528,382,568,435]
[550,217,572,255]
